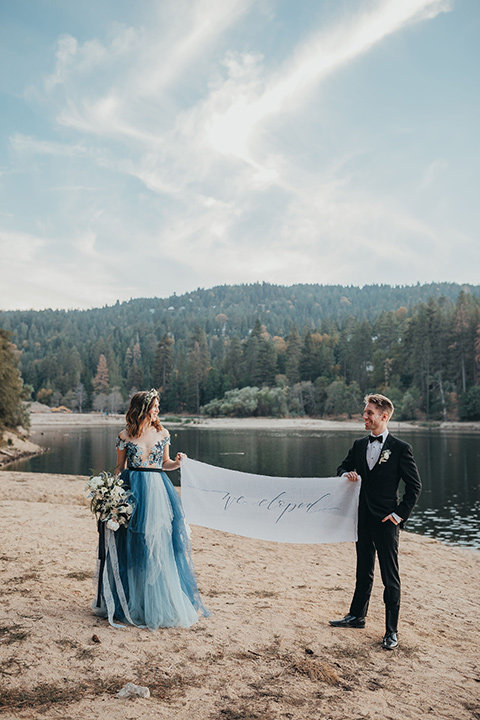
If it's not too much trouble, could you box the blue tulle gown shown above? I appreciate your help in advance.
[93,435,208,630]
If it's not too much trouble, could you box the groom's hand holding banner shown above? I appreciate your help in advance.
[180,458,360,544]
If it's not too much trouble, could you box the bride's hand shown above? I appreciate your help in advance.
[175,452,187,463]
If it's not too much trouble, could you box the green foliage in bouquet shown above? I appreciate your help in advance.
[85,471,134,531]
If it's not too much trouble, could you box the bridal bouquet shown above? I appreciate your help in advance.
[85,471,134,531]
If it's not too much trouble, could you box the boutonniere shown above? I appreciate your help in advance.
[379,449,391,464]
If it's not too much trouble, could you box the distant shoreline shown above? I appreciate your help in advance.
[0,429,46,468]
[29,411,480,433]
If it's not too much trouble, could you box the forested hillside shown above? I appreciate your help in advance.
[2,282,480,421]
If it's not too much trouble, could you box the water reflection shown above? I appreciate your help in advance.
[5,425,480,550]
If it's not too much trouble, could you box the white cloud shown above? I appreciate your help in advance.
[136,0,256,97]
[0,227,124,311]
[3,0,473,311]
[10,133,88,158]
[51,0,255,144]
[419,159,449,189]
[202,0,453,167]
[45,35,78,91]
[75,230,99,258]
[0,230,46,262]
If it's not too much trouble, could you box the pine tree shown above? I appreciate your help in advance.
[285,325,302,384]
[187,329,211,413]
[92,354,109,395]
[350,319,373,392]
[299,331,317,382]
[452,292,478,394]
[254,339,277,386]
[242,320,263,385]
[0,329,29,432]
[223,336,243,387]
[127,362,144,393]
[153,334,174,391]
[474,323,480,384]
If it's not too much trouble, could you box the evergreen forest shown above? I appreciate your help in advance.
[2,282,480,422]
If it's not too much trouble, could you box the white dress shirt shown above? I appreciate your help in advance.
[366,430,402,524]
[366,430,388,470]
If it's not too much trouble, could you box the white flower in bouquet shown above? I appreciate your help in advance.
[85,470,134,530]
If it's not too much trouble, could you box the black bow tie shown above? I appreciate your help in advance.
[369,435,383,443]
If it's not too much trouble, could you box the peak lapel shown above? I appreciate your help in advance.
[359,436,369,478]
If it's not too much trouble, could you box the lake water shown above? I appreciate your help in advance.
[5,424,480,550]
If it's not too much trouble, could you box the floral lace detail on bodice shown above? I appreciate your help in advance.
[116,434,171,469]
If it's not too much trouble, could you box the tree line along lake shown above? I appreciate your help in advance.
[5,424,480,550]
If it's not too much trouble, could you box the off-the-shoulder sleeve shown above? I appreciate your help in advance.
[165,434,171,446]
[116,435,127,450]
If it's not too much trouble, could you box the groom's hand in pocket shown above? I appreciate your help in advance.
[382,514,399,525]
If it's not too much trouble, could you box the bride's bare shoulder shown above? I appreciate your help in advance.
[156,427,170,441]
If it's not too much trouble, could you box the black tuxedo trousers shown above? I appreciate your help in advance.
[349,503,400,633]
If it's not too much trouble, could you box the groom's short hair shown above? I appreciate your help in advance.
[364,393,394,419]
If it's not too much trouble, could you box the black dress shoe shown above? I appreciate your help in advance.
[382,631,398,649]
[329,613,366,628]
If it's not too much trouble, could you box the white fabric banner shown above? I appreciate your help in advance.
[180,458,360,544]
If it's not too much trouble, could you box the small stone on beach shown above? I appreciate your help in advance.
[115,682,150,699]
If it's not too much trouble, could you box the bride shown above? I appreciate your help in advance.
[93,389,208,629]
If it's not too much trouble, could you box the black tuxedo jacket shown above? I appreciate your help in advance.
[337,434,422,523]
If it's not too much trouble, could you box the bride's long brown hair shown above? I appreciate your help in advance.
[125,390,163,438]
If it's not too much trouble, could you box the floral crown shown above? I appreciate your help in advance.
[141,388,159,415]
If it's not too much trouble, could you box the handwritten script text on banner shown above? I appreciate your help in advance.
[180,458,360,544]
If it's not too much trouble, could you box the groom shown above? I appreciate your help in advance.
[330,393,421,649]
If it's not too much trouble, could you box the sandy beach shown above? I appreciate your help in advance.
[0,468,479,719]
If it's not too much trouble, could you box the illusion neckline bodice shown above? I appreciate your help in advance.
[116,433,170,469]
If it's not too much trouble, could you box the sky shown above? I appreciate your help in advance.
[0,0,479,311]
